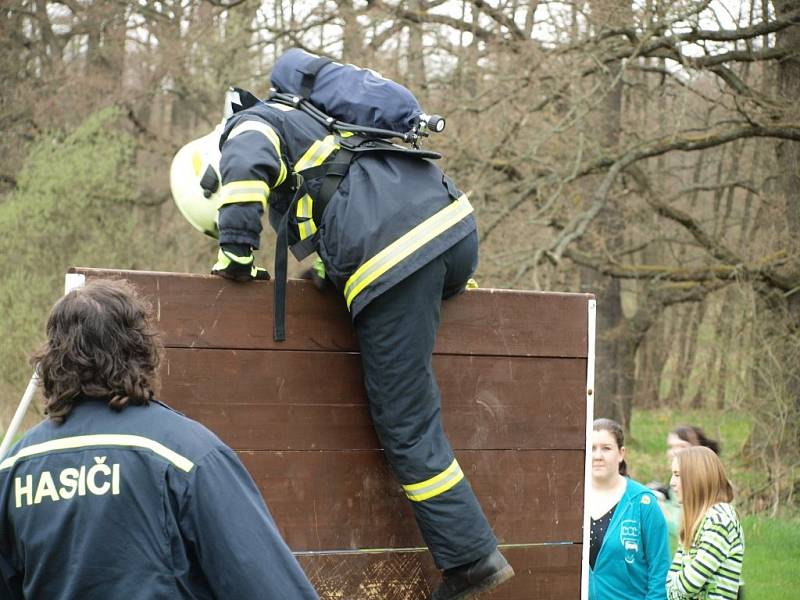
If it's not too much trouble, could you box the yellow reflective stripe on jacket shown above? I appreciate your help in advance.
[266,102,295,112]
[0,434,194,473]
[219,180,270,209]
[228,121,288,186]
[344,194,474,309]
[294,135,339,172]
[296,194,317,240]
[402,459,464,502]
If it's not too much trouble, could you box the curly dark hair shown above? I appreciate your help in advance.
[31,278,163,423]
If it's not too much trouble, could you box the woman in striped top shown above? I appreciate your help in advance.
[667,446,744,600]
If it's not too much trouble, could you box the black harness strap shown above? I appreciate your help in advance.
[315,148,355,223]
[298,57,333,98]
[273,206,291,342]
[273,146,356,341]
[264,87,444,342]
[229,87,261,113]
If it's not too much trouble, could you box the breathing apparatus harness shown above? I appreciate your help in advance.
[227,56,447,341]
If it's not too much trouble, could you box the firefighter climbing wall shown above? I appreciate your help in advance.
[70,267,594,600]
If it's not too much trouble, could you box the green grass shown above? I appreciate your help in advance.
[625,408,800,598]
[739,515,800,599]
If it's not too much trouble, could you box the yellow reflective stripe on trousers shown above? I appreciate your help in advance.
[344,195,473,309]
[228,121,288,186]
[294,135,339,172]
[0,434,195,473]
[402,459,464,502]
[296,194,317,240]
[219,180,270,209]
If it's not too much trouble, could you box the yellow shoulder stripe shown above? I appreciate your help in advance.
[1,434,195,473]
[295,135,339,172]
[227,121,288,186]
[266,102,295,112]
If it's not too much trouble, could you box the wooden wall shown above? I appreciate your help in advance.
[71,267,594,599]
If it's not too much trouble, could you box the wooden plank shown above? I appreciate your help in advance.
[297,544,582,600]
[239,449,584,549]
[162,348,587,451]
[71,268,592,357]
[69,267,591,598]
[437,289,590,359]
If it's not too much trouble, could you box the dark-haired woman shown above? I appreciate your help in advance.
[659,425,722,552]
[588,419,671,600]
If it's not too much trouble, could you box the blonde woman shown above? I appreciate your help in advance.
[657,425,721,553]
[667,446,745,599]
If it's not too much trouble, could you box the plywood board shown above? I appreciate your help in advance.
[162,348,587,451]
[239,449,584,549]
[71,267,592,599]
[69,268,591,358]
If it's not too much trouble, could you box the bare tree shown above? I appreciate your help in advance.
[3,0,799,505]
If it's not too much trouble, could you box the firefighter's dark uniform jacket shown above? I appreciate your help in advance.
[217,100,476,318]
[216,101,497,571]
[0,399,319,600]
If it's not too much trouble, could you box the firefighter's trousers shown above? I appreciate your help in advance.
[353,230,497,570]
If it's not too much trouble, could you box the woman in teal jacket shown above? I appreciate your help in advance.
[589,419,671,600]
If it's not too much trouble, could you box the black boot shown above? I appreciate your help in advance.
[430,549,515,600]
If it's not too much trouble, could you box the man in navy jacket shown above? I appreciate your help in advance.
[0,279,319,600]
[170,51,514,599]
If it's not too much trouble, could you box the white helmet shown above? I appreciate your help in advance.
[170,124,224,238]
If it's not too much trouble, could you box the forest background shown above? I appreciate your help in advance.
[1,0,798,532]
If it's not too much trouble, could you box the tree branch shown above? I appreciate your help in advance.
[367,0,497,42]
[523,122,800,279]
[470,0,526,40]
[675,7,800,43]
[562,246,790,284]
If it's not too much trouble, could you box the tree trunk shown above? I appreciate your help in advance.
[667,302,703,406]
[337,0,363,62]
[772,0,800,444]
[774,1,800,313]
[636,314,668,409]
[586,274,627,424]
[582,0,631,428]
[406,0,427,89]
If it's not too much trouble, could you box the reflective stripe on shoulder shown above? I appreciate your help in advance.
[0,434,195,473]
[295,135,339,172]
[402,459,464,502]
[227,121,288,186]
[266,102,295,112]
[344,194,474,309]
[219,179,270,208]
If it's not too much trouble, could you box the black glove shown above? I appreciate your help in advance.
[211,244,270,282]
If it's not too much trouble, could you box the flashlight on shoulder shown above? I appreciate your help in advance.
[420,113,446,133]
